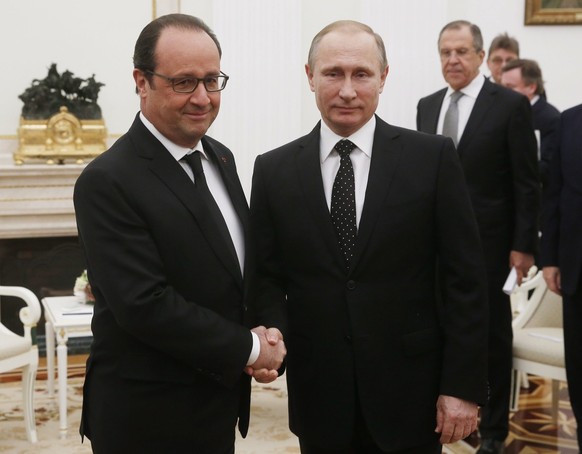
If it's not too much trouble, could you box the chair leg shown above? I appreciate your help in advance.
[510,368,521,412]
[521,371,530,389]
[551,379,560,422]
[21,351,39,443]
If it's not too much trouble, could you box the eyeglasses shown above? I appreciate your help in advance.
[489,56,516,65]
[144,70,229,93]
[439,48,478,61]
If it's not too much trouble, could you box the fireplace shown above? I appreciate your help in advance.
[0,138,91,354]
[0,236,86,332]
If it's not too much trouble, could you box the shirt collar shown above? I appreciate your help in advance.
[139,112,208,161]
[320,116,376,164]
[531,95,540,106]
[446,72,485,100]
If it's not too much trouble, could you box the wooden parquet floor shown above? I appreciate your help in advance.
[463,376,579,453]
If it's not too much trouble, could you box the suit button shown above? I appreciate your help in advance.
[345,335,352,343]
[346,280,356,290]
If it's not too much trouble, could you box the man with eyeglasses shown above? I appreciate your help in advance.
[486,33,519,84]
[417,20,539,454]
[73,13,285,454]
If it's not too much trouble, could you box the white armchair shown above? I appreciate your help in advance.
[0,286,42,443]
[509,269,565,416]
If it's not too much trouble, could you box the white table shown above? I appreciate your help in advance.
[41,295,93,438]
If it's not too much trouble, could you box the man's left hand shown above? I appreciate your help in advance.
[435,395,478,444]
[509,250,535,285]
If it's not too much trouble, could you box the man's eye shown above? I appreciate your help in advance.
[174,78,193,88]
[205,77,219,88]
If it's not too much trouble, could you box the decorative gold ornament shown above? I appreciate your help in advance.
[14,106,106,165]
[15,63,107,165]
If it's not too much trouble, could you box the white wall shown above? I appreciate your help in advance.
[1,0,581,195]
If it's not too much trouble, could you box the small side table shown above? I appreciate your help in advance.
[41,295,93,438]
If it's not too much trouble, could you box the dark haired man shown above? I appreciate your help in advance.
[74,13,285,453]
[252,19,488,454]
[417,20,539,454]
[501,58,560,192]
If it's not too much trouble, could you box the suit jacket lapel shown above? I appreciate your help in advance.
[351,118,403,273]
[129,119,243,285]
[424,89,447,134]
[202,138,250,244]
[457,79,496,152]
[295,124,346,270]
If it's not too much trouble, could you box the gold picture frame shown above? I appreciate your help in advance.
[525,0,582,24]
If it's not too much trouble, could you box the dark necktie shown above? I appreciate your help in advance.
[182,151,239,267]
[442,91,464,146]
[184,150,206,187]
[331,139,357,270]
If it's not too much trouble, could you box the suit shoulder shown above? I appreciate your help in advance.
[203,135,233,156]
[83,133,132,171]
[259,132,315,162]
[537,100,560,116]
[388,123,450,148]
[562,103,582,121]
[418,87,447,105]
[484,81,527,104]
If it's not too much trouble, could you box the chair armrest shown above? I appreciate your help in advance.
[0,286,42,342]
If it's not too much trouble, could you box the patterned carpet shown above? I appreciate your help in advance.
[0,374,578,453]
[455,376,579,453]
[0,374,299,453]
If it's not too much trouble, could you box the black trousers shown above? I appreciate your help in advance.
[479,269,513,441]
[298,399,441,454]
[299,439,441,454]
[564,284,582,447]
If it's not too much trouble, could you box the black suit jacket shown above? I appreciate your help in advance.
[417,77,539,271]
[532,96,560,189]
[74,114,258,452]
[250,116,488,451]
[542,104,582,295]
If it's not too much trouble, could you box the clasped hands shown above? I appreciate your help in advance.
[244,326,286,383]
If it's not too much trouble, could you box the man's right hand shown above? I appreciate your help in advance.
[245,326,286,383]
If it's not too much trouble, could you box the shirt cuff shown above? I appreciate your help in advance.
[246,331,260,366]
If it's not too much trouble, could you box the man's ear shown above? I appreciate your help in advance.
[305,64,315,93]
[133,68,148,96]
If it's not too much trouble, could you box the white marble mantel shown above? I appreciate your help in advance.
[0,138,101,239]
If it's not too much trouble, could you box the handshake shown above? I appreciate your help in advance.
[244,326,286,383]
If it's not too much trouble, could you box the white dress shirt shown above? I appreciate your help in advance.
[437,73,485,143]
[319,116,376,228]
[139,113,259,365]
[140,113,245,273]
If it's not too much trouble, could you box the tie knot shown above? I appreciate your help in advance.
[334,139,356,157]
[450,91,463,104]
[182,150,205,179]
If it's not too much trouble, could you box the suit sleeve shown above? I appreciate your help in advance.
[508,96,540,254]
[541,116,563,267]
[539,112,561,188]
[434,139,489,404]
[74,164,252,387]
[248,155,288,336]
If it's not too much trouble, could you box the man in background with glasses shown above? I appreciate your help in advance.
[74,13,285,454]
[417,20,539,454]
[486,33,519,84]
